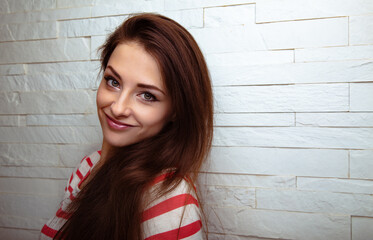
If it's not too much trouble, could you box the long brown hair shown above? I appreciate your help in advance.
[55,13,213,240]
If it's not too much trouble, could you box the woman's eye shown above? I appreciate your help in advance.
[140,92,157,102]
[104,76,120,88]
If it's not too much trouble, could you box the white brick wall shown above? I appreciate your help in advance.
[0,0,372,239]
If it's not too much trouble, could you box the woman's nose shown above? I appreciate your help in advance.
[110,91,133,118]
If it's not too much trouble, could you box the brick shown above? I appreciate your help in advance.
[18,116,26,126]
[0,116,21,127]
[257,17,348,50]
[210,61,373,86]
[214,127,373,149]
[59,15,127,37]
[0,72,97,91]
[0,227,40,240]
[0,1,9,13]
[0,193,61,219]
[0,215,45,230]
[60,10,203,35]
[0,178,66,196]
[73,126,102,144]
[297,113,373,127]
[27,61,100,74]
[0,90,96,114]
[257,188,373,217]
[206,50,294,67]
[0,38,90,64]
[0,144,59,167]
[91,35,106,60]
[214,84,349,112]
[0,166,73,179]
[350,83,373,111]
[0,75,26,92]
[0,7,91,24]
[256,0,373,23]
[0,91,23,113]
[200,185,255,208]
[204,4,255,27]
[352,217,373,240]
[4,0,56,13]
[57,0,93,8]
[298,177,373,194]
[58,143,101,167]
[205,147,348,178]
[161,9,203,29]
[199,173,295,189]
[214,113,294,127]
[0,21,57,42]
[0,126,101,144]
[0,93,21,114]
[91,0,164,17]
[190,25,266,54]
[350,150,373,180]
[27,114,99,126]
[0,64,25,76]
[208,207,349,239]
[165,0,256,10]
[295,45,373,62]
[350,15,373,45]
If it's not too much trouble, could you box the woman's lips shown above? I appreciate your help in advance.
[105,114,133,130]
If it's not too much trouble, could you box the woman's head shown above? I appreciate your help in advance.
[97,41,173,148]
[98,12,213,172]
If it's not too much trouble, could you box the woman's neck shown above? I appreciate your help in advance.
[99,140,113,165]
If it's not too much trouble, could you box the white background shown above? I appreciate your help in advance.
[0,0,373,239]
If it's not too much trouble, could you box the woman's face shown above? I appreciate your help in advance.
[96,41,173,148]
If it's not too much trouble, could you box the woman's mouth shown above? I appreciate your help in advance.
[105,114,133,130]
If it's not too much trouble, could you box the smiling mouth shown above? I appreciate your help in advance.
[105,113,134,130]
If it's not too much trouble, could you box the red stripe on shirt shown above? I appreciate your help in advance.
[151,173,169,185]
[86,157,93,167]
[68,173,73,184]
[41,224,58,238]
[144,220,202,240]
[142,194,198,222]
[56,207,72,219]
[78,170,91,189]
[76,169,83,179]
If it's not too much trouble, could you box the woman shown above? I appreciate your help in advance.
[40,13,213,240]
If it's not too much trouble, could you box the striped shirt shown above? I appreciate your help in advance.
[40,150,203,240]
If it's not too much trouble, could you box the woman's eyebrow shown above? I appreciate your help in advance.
[137,83,165,95]
[106,65,165,95]
[106,65,122,81]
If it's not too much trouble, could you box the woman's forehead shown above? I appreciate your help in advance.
[107,42,166,92]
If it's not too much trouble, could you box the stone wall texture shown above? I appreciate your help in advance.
[0,0,373,239]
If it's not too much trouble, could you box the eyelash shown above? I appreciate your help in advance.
[104,76,119,88]
[103,75,158,102]
[139,92,157,102]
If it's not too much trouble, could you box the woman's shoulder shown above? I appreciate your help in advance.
[70,149,101,172]
[64,150,101,194]
[141,172,203,239]
[145,172,197,206]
